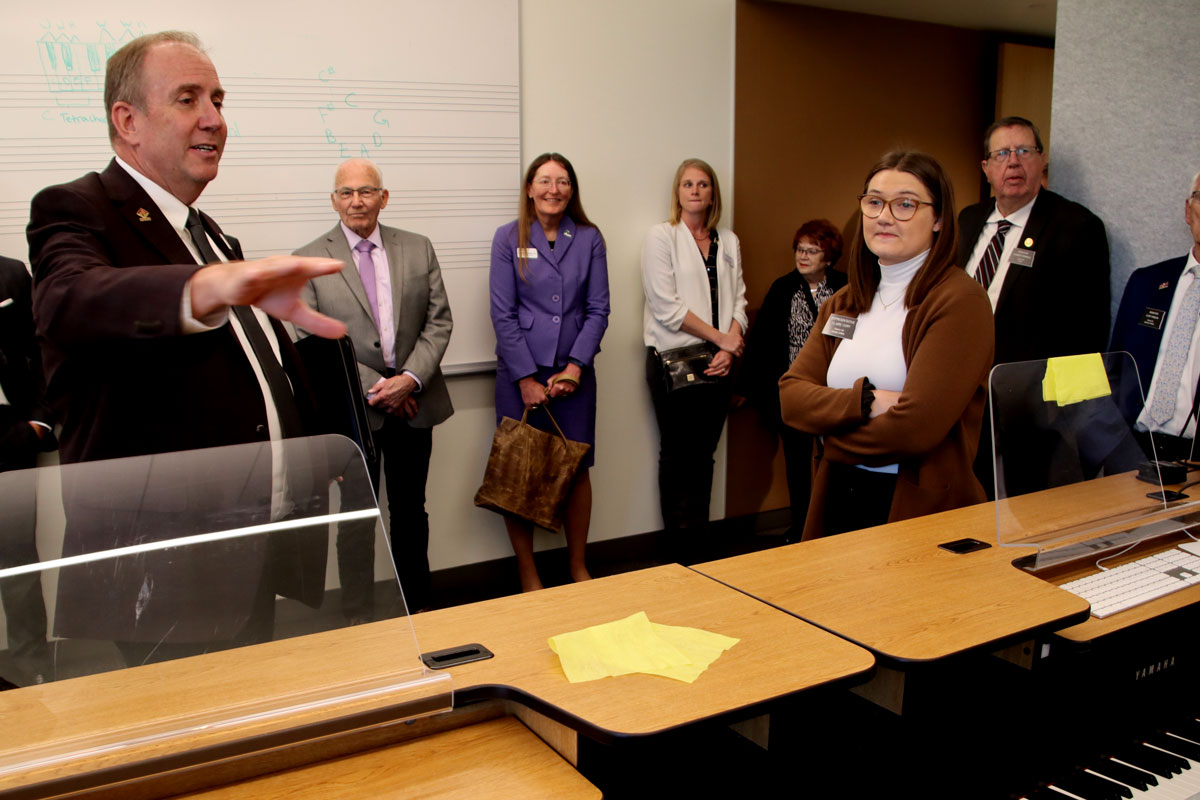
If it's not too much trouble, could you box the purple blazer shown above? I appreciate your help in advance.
[489,216,610,379]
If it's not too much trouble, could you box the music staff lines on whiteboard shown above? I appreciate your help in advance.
[241,242,492,269]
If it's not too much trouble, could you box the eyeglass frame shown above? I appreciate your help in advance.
[857,193,938,221]
[531,177,572,189]
[794,246,825,257]
[334,186,383,200]
[985,146,1042,163]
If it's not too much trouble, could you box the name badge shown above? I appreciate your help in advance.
[518,248,538,259]
[1009,248,1036,268]
[1138,307,1167,330]
[823,314,857,340]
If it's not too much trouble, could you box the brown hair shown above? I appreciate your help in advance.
[982,115,1044,158]
[843,151,959,314]
[105,31,204,142]
[668,158,722,230]
[516,153,597,279]
[792,218,844,266]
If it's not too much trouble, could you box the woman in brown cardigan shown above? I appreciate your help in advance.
[779,151,994,538]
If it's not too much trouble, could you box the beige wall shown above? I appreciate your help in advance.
[424,0,737,570]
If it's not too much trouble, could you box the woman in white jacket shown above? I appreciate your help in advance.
[641,158,747,546]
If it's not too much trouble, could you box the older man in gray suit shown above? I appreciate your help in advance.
[294,158,453,614]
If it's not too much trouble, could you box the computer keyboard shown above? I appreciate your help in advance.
[1060,547,1200,618]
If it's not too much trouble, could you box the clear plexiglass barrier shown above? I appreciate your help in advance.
[990,352,1200,570]
[0,435,451,790]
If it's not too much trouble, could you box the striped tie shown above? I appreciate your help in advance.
[975,220,1013,290]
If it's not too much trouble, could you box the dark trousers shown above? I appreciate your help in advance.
[823,461,897,536]
[0,461,49,685]
[779,425,814,539]
[337,416,433,616]
[646,349,732,533]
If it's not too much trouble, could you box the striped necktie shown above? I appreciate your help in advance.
[975,219,1013,290]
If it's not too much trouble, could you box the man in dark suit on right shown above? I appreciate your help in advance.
[1109,170,1200,459]
[960,117,1110,495]
[958,116,1111,367]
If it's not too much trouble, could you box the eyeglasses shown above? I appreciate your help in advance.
[532,177,571,189]
[334,187,382,200]
[795,246,824,257]
[985,146,1041,163]
[858,194,936,221]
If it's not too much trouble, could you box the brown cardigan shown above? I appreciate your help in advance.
[779,267,994,539]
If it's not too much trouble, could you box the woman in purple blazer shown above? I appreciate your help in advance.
[489,153,610,592]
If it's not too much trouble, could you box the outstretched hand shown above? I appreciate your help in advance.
[190,255,347,338]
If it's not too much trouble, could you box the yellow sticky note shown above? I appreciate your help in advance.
[548,612,739,684]
[1042,353,1111,406]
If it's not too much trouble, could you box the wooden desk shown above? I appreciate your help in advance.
[176,717,600,800]
[694,502,1090,664]
[409,563,874,743]
[0,564,873,797]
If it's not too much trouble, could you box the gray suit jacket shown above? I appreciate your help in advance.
[293,224,453,430]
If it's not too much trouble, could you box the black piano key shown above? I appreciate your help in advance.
[1088,758,1156,791]
[1052,771,1132,800]
[1146,731,1200,761]
[1113,743,1185,778]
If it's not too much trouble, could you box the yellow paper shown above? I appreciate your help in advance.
[548,611,739,684]
[1041,353,1110,406]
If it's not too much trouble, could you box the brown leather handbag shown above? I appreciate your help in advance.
[473,406,591,530]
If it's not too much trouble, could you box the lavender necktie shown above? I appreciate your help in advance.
[355,239,381,331]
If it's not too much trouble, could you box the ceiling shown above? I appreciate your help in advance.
[774,0,1057,38]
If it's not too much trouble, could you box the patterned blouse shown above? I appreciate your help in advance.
[786,277,837,363]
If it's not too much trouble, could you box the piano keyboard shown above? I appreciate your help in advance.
[1060,548,1200,618]
[1020,718,1200,799]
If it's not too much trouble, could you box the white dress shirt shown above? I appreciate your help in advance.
[966,193,1037,309]
[1137,250,1200,438]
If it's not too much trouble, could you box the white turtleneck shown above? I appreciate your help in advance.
[826,249,928,474]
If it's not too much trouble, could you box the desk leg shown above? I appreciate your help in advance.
[992,639,1036,670]
[730,714,770,749]
[505,702,579,766]
[850,663,905,714]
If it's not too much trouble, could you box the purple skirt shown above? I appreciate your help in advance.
[495,362,597,468]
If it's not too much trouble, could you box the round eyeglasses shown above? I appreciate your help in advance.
[858,194,936,221]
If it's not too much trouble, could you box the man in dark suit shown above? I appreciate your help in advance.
[959,117,1110,495]
[27,31,345,465]
[293,159,454,614]
[0,256,55,685]
[24,31,346,663]
[1109,170,1200,459]
[958,116,1111,367]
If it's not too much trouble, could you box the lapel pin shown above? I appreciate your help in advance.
[563,229,572,238]
[1023,237,1033,248]
[136,208,152,222]
[1160,282,1171,290]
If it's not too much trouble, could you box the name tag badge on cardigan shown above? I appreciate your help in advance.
[1010,248,1036,268]
[1139,307,1167,330]
[518,248,538,259]
[823,314,857,340]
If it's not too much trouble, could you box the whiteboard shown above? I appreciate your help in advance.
[0,1,518,371]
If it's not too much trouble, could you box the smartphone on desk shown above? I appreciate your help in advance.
[938,537,991,554]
